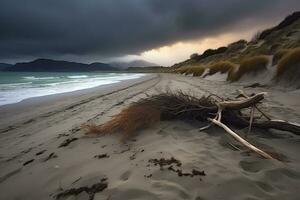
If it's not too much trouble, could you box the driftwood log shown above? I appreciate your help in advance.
[236,90,300,135]
[83,91,300,160]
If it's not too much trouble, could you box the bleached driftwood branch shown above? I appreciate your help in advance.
[208,118,274,159]
[218,92,265,110]
[208,93,275,160]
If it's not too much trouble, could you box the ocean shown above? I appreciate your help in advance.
[0,72,145,106]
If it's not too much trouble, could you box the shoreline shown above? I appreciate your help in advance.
[0,72,149,107]
[0,74,157,128]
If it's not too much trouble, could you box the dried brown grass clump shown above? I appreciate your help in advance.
[207,61,237,76]
[275,48,300,87]
[175,67,190,74]
[190,66,205,76]
[226,67,238,82]
[84,105,160,140]
[175,66,205,77]
[183,67,194,75]
[229,56,269,81]
[272,49,290,65]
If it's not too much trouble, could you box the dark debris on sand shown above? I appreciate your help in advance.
[36,150,47,156]
[23,159,34,166]
[168,166,206,178]
[58,138,78,148]
[144,174,152,178]
[55,178,108,200]
[149,157,182,168]
[94,154,110,159]
[149,157,205,180]
[56,133,70,139]
[43,152,58,162]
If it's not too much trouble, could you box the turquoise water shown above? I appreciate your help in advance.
[0,72,145,106]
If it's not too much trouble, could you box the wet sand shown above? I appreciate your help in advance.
[0,74,300,200]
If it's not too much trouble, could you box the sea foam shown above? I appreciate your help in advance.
[0,73,145,106]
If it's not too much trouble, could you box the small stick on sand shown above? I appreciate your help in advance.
[248,106,255,135]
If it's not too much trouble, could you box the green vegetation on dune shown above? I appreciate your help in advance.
[227,40,247,53]
[259,11,300,40]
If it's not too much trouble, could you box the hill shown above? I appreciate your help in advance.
[110,60,157,69]
[3,59,118,72]
[0,63,13,71]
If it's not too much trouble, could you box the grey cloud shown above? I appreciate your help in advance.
[0,0,299,62]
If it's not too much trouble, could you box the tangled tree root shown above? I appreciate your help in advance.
[83,91,300,160]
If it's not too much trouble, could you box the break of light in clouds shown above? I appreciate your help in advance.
[116,22,275,66]
[140,32,253,66]
[115,34,242,66]
[0,0,299,65]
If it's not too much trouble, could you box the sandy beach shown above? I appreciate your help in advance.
[0,74,299,200]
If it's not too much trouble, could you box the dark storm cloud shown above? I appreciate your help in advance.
[0,0,298,62]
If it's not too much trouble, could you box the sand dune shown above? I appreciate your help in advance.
[0,74,300,200]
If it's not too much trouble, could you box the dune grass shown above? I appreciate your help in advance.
[275,48,300,85]
[175,66,205,77]
[228,56,269,81]
[226,67,238,82]
[272,49,291,65]
[174,67,187,74]
[207,61,237,76]
[174,67,190,74]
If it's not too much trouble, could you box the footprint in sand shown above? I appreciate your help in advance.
[264,168,300,182]
[120,170,131,181]
[255,181,274,193]
[239,160,272,173]
[0,168,22,183]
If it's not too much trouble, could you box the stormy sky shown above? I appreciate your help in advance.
[0,0,299,65]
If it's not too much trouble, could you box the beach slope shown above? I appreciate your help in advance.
[0,74,300,200]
